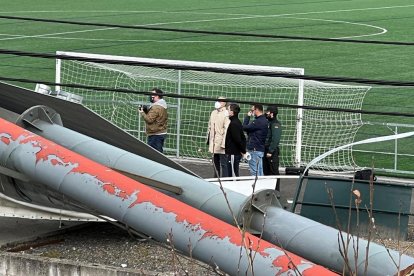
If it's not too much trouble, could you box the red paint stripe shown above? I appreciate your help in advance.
[0,135,10,145]
[0,119,337,275]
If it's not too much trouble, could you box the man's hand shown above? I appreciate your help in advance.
[266,153,272,158]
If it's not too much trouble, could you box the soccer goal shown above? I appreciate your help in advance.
[55,51,370,171]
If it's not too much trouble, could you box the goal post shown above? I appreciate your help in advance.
[55,51,370,171]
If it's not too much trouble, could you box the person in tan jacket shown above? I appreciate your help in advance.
[139,88,168,153]
[207,97,230,177]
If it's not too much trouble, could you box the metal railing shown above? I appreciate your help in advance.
[353,121,414,175]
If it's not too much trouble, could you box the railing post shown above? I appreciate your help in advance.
[394,126,398,171]
[176,70,182,158]
[295,69,305,167]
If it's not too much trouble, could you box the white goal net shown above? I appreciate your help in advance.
[55,51,370,171]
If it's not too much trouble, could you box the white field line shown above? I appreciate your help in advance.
[0,3,410,42]
[285,17,387,39]
[0,17,387,43]
[1,4,413,16]
[0,15,387,43]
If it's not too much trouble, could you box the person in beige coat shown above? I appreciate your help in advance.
[207,97,230,177]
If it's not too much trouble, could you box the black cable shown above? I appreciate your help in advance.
[2,76,414,118]
[0,15,413,46]
[0,48,413,87]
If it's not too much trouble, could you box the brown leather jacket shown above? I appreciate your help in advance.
[141,99,168,135]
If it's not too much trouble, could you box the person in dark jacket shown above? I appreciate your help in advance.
[225,104,246,177]
[243,104,268,176]
[263,105,282,191]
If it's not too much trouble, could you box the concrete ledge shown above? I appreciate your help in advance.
[0,252,170,276]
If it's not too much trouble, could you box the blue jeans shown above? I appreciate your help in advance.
[148,134,166,153]
[248,151,264,176]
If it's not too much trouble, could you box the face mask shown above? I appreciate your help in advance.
[223,110,229,117]
[214,101,221,109]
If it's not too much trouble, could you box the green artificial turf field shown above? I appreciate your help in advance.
[0,0,413,174]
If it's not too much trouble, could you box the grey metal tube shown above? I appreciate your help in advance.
[17,106,414,275]
[250,206,414,276]
[0,117,337,276]
[16,106,250,225]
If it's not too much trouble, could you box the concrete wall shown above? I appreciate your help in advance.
[0,252,166,276]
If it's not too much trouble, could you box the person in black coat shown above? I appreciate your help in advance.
[263,105,282,191]
[225,104,247,177]
[243,104,268,176]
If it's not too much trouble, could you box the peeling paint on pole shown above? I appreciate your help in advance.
[0,118,337,276]
[11,105,414,276]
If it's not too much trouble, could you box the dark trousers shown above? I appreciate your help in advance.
[148,134,166,153]
[226,154,242,177]
[263,147,280,191]
[213,154,228,177]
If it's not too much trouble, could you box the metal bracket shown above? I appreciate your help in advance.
[238,189,281,234]
[15,105,63,130]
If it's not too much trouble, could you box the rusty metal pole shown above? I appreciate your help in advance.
[251,206,414,276]
[13,105,414,276]
[14,106,256,225]
[0,117,337,276]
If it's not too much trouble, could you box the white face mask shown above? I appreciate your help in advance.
[214,101,221,109]
[223,110,229,117]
